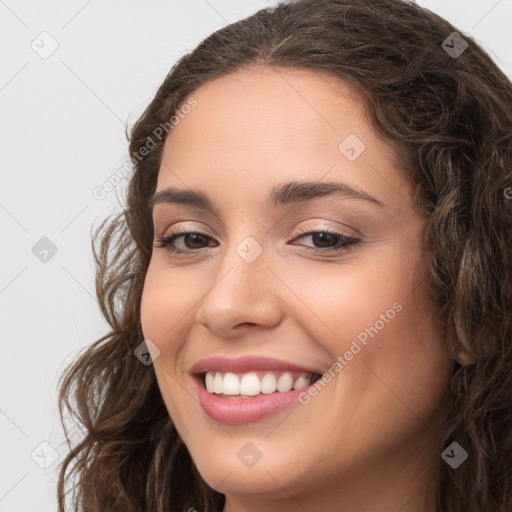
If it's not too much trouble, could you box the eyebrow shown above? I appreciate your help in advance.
[148,180,387,214]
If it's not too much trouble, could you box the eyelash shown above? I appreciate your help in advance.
[154,227,361,256]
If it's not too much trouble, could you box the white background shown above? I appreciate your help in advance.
[1,1,511,510]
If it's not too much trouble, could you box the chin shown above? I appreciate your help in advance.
[189,446,293,495]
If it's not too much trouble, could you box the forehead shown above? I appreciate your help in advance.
[163,66,372,161]
[156,67,411,213]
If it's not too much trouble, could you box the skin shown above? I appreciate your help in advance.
[140,66,457,512]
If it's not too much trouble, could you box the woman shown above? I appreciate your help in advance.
[56,0,512,511]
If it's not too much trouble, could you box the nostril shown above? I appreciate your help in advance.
[236,322,257,329]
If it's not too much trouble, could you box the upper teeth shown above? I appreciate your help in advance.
[204,371,315,396]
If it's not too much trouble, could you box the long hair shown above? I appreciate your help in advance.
[56,1,512,510]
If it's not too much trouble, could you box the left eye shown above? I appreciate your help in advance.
[290,229,361,253]
[154,229,361,255]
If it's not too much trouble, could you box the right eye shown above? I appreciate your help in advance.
[154,231,219,255]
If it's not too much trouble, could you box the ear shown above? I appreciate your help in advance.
[456,348,476,366]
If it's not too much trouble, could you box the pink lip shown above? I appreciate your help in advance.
[192,375,318,424]
[190,355,323,374]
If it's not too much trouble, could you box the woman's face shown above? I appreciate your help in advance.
[140,67,454,510]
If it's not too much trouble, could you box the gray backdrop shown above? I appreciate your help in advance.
[1,1,510,510]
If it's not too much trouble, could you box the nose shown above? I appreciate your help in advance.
[194,236,283,337]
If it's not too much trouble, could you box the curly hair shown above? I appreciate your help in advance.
[56,0,512,510]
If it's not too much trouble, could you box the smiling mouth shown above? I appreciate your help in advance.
[197,370,323,397]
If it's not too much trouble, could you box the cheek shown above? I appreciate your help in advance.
[139,265,190,392]
[140,262,194,343]
[287,248,451,415]
[139,266,194,426]
[140,286,171,346]
[284,252,411,352]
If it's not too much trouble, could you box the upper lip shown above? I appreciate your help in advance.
[190,355,323,375]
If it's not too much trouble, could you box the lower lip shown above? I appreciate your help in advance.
[193,375,318,424]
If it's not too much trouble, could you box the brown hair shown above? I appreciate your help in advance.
[56,0,512,510]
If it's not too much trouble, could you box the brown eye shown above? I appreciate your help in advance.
[154,231,218,254]
[290,229,361,253]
